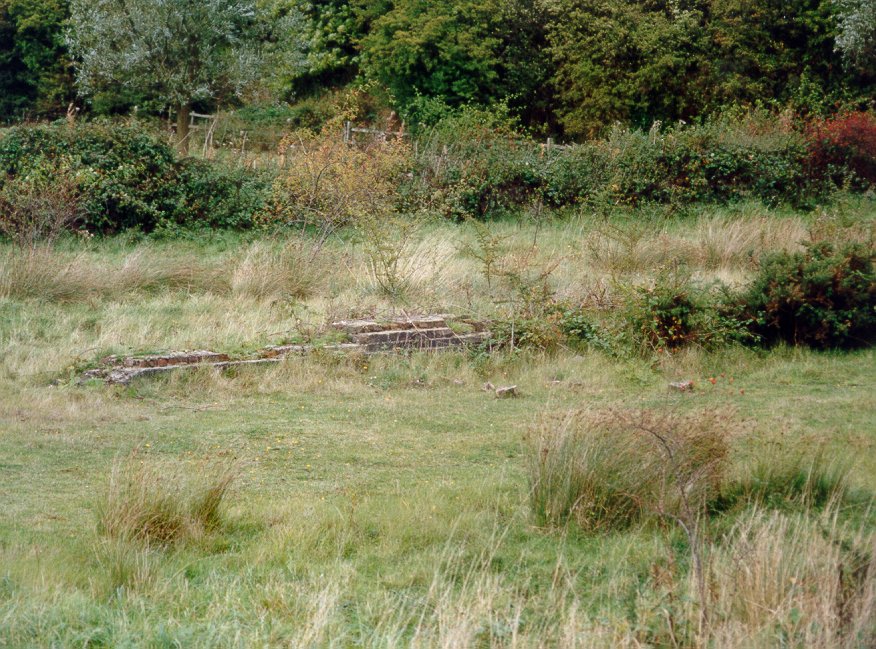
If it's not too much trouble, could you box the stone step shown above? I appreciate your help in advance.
[332,315,448,335]
[363,331,490,353]
[83,358,282,385]
[122,351,230,368]
[79,331,492,384]
[353,327,455,345]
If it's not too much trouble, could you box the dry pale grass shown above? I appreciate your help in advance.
[231,238,326,300]
[688,215,807,269]
[0,247,95,301]
[112,247,227,294]
[583,215,808,279]
[0,246,226,301]
[709,508,876,648]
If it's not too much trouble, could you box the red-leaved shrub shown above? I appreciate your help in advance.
[807,112,876,187]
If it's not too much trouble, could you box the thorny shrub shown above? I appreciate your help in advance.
[736,241,876,349]
[625,270,751,352]
[259,128,412,245]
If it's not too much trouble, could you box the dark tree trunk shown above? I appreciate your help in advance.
[176,103,191,155]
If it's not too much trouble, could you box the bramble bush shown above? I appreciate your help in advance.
[407,105,546,220]
[0,121,271,234]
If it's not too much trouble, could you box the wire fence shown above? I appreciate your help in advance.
[178,113,575,169]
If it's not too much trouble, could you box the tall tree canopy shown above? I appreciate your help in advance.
[67,0,260,150]
[359,0,504,110]
[835,0,876,70]
[0,0,72,118]
[0,0,871,135]
[543,0,857,136]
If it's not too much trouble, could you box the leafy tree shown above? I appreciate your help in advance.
[256,0,388,100]
[835,0,876,70]
[67,0,260,152]
[359,0,504,111]
[358,0,553,129]
[0,0,73,118]
[544,0,711,136]
[545,0,864,137]
[704,0,842,111]
[491,0,555,131]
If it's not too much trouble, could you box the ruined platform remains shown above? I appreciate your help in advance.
[79,314,490,384]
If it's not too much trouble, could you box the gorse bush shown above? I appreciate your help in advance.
[0,121,271,234]
[624,271,752,352]
[737,241,876,349]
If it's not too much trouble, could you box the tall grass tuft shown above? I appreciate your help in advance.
[0,245,226,301]
[231,239,323,300]
[97,452,238,546]
[715,451,853,512]
[708,507,876,648]
[0,247,93,301]
[528,408,731,532]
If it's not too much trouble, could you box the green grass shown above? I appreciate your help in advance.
[0,205,874,646]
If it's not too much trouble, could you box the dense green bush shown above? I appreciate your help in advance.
[623,272,752,352]
[545,117,814,208]
[0,122,271,233]
[736,242,876,349]
[411,112,844,219]
[407,106,545,220]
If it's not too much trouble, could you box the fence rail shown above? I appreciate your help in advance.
[180,114,575,168]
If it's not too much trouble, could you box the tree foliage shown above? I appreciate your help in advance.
[835,0,876,70]
[543,0,861,136]
[0,0,872,136]
[360,0,503,111]
[67,0,259,116]
[0,0,72,118]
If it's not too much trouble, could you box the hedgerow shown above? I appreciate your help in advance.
[0,121,271,234]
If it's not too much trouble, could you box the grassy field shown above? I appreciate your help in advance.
[1,200,875,647]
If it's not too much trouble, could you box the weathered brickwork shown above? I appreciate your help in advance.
[80,315,490,384]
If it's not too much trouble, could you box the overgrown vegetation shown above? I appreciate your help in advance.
[0,121,271,233]
[0,3,874,643]
[0,212,873,644]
